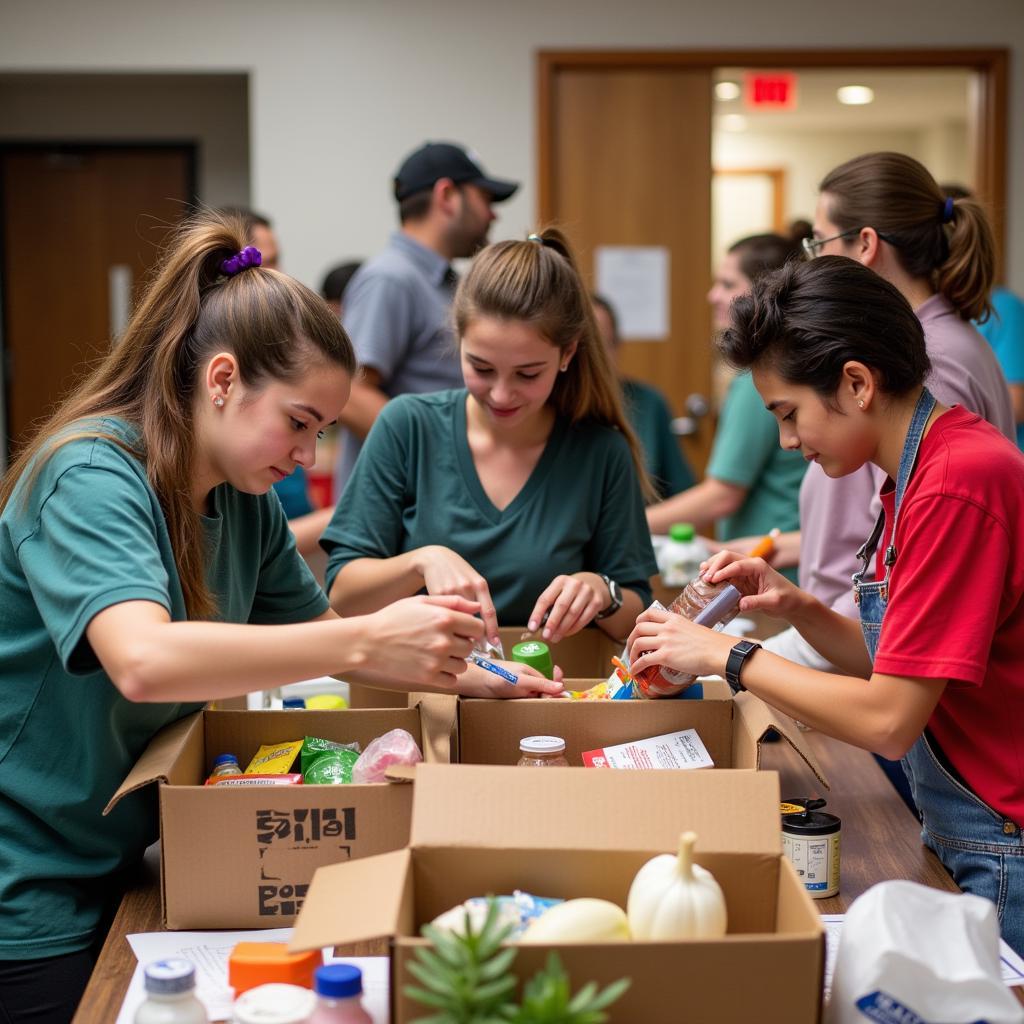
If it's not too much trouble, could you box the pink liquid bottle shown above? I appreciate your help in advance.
[308,964,373,1023]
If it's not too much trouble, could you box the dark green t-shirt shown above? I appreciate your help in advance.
[0,420,328,958]
[621,378,694,499]
[323,390,656,623]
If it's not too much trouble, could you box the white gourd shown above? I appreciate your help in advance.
[627,831,727,940]
[519,898,631,943]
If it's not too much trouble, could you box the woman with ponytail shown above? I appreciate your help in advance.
[0,210,526,1022]
[324,229,657,651]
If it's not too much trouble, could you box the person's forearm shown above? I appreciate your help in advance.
[596,587,645,642]
[646,479,743,535]
[337,380,388,439]
[767,529,800,569]
[786,594,873,678]
[289,507,335,556]
[330,552,426,616]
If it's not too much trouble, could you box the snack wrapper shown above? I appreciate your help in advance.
[206,773,303,787]
[351,728,423,783]
[244,740,303,774]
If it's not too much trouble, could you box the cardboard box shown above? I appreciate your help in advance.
[290,764,826,1023]
[347,626,623,709]
[457,680,829,789]
[106,696,456,929]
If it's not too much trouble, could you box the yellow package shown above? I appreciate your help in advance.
[244,740,303,775]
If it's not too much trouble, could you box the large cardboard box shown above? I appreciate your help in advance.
[457,680,829,788]
[106,697,456,929]
[290,764,826,1023]
[347,626,622,709]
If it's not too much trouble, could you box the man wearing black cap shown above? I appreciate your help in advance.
[334,141,518,491]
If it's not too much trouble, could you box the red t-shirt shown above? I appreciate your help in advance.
[872,405,1024,824]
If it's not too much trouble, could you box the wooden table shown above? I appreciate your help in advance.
[73,732,1003,1022]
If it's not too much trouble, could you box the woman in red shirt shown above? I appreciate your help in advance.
[629,255,1024,953]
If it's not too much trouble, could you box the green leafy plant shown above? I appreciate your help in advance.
[405,899,631,1024]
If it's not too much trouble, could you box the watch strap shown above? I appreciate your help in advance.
[594,573,622,620]
[726,639,762,693]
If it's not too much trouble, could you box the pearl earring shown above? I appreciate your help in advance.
[212,395,225,408]
[858,400,865,409]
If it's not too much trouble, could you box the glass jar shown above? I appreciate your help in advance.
[517,736,569,767]
[208,754,242,780]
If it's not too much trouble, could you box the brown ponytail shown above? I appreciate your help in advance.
[0,208,355,619]
[820,152,993,322]
[453,228,655,500]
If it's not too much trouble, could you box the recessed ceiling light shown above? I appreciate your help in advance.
[837,85,874,106]
[721,114,748,132]
[715,81,741,101]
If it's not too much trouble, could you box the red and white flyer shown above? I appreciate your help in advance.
[582,728,714,770]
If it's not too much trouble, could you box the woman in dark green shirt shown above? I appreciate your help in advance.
[324,230,658,654]
[0,211,553,1024]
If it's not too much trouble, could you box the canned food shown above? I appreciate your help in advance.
[781,798,840,899]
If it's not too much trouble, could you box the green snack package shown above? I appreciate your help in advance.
[300,736,361,777]
[303,748,360,785]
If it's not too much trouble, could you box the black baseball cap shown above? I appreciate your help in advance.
[393,142,519,203]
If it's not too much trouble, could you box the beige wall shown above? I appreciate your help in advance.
[0,0,1020,293]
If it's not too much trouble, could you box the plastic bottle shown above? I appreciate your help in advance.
[134,959,207,1024]
[232,983,317,1024]
[308,964,374,1023]
[517,736,570,767]
[632,576,742,698]
[208,754,242,781]
[659,523,709,586]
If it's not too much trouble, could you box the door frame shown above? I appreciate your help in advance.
[538,48,1009,271]
[713,166,788,234]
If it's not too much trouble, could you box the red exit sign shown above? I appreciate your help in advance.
[743,71,798,110]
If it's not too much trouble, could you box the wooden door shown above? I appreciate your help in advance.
[1,146,194,452]
[540,64,715,472]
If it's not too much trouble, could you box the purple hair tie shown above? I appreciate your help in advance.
[941,197,955,224]
[220,245,263,276]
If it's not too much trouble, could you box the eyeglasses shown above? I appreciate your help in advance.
[801,230,859,259]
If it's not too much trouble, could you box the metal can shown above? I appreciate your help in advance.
[781,799,841,899]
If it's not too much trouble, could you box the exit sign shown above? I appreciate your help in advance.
[744,71,798,110]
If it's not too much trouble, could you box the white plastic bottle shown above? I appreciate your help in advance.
[660,523,709,586]
[134,959,207,1024]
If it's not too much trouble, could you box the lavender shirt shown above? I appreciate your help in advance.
[799,292,1014,620]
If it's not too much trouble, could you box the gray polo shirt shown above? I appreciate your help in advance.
[335,231,463,490]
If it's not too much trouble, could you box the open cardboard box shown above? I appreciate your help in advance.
[106,696,456,929]
[347,626,622,709]
[290,764,825,1023]
[458,679,829,788]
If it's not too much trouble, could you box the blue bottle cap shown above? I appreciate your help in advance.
[143,958,196,994]
[315,963,363,998]
[212,753,238,768]
[282,697,306,709]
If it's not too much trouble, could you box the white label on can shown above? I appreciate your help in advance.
[782,829,840,898]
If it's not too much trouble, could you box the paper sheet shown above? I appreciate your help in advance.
[116,929,389,1023]
[594,245,670,340]
[821,914,1024,997]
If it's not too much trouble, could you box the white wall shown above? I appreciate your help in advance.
[0,0,1021,291]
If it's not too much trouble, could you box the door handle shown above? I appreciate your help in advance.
[671,393,710,436]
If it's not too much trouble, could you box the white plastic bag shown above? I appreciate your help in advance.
[827,880,1023,1024]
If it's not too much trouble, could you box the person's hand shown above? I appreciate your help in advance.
[458,659,566,699]
[414,545,499,646]
[362,595,484,690]
[628,605,735,680]
[699,550,805,619]
[527,572,608,643]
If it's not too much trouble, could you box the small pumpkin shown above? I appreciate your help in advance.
[627,830,727,939]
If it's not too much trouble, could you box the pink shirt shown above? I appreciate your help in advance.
[799,293,1014,618]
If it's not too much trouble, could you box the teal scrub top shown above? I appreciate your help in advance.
[0,419,328,958]
[322,390,657,624]
[621,378,695,500]
[976,286,1024,450]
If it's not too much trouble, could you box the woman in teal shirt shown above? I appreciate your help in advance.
[324,230,657,649]
[0,212,557,1024]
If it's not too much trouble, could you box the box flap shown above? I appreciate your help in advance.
[409,693,457,763]
[409,763,782,854]
[103,711,202,816]
[288,848,411,952]
[733,691,830,791]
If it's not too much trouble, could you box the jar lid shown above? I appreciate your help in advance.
[669,523,696,541]
[232,984,318,1024]
[212,753,238,768]
[143,958,195,994]
[520,735,566,754]
[315,963,363,998]
[306,694,348,710]
[511,640,553,672]
[282,697,306,709]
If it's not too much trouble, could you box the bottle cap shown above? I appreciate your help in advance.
[282,698,306,709]
[510,640,554,677]
[669,523,696,541]
[519,735,566,755]
[315,963,364,998]
[212,753,238,769]
[143,958,196,994]
[305,694,348,710]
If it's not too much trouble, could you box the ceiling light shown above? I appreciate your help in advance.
[715,81,741,101]
[837,85,874,106]
[720,114,748,132]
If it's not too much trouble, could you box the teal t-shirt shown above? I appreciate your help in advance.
[323,390,656,623]
[976,286,1024,450]
[0,420,328,958]
[706,372,806,582]
[621,378,695,500]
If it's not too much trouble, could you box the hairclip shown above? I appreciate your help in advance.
[221,245,263,276]
[527,233,544,245]
[941,197,955,224]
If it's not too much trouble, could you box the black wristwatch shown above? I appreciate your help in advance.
[726,639,762,693]
[594,573,623,619]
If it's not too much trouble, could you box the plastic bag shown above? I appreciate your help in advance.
[827,880,1023,1024]
[350,728,423,783]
